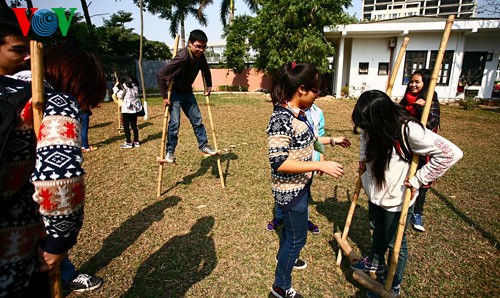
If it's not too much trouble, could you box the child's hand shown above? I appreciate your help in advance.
[415,98,425,106]
[163,98,170,107]
[358,161,366,175]
[404,178,417,198]
[333,137,351,148]
[318,161,344,178]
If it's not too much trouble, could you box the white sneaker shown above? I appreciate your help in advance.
[165,152,176,163]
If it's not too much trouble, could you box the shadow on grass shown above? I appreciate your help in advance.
[314,185,371,296]
[89,121,113,129]
[124,216,217,297]
[80,196,181,274]
[180,152,238,185]
[431,187,499,250]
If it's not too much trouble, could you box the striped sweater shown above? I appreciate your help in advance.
[0,76,84,296]
[267,106,314,212]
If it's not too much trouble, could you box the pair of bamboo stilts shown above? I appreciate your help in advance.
[156,35,225,197]
[335,15,455,297]
[30,41,63,298]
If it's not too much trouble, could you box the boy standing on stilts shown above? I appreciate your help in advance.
[156,29,217,163]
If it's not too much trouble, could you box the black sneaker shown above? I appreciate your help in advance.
[271,286,303,298]
[275,257,307,270]
[64,272,103,293]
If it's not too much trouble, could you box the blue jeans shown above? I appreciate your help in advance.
[81,112,90,149]
[60,256,76,284]
[274,194,308,290]
[166,90,208,153]
[368,202,414,287]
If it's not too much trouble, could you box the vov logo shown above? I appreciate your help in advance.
[12,8,77,37]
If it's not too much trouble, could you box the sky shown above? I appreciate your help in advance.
[17,0,363,45]
[11,0,491,46]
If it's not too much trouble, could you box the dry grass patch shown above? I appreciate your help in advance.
[68,95,498,297]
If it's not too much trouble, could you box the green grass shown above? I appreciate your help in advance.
[69,95,499,297]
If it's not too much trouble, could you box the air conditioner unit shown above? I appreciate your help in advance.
[389,38,397,48]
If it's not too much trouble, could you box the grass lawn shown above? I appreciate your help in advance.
[69,93,499,297]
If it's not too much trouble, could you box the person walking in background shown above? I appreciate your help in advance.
[156,29,217,163]
[81,110,96,153]
[115,74,142,149]
[350,90,461,297]
[399,69,440,232]
[267,62,345,298]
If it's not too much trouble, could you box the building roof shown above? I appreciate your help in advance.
[324,16,500,39]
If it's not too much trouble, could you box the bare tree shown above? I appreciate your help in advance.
[80,0,93,27]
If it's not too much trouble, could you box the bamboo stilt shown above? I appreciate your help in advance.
[202,75,225,188]
[157,35,180,197]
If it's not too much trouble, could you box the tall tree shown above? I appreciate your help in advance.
[248,0,354,74]
[79,0,93,27]
[220,0,258,26]
[222,15,252,73]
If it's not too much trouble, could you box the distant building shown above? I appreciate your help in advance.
[324,16,500,101]
[362,0,476,21]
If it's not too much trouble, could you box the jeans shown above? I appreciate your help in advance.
[60,256,76,284]
[81,112,90,149]
[274,193,308,290]
[368,202,413,288]
[123,113,139,143]
[414,187,428,215]
[166,90,208,153]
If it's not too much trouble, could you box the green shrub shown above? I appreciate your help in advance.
[459,95,479,110]
[218,85,248,92]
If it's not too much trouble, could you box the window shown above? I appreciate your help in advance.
[460,52,487,86]
[359,62,369,75]
[402,51,427,84]
[430,50,454,85]
[378,63,389,75]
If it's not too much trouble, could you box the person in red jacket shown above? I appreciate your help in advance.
[399,69,440,232]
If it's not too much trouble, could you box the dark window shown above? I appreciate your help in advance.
[430,50,454,85]
[403,51,427,84]
[378,63,389,75]
[440,6,459,13]
[460,52,487,86]
[359,62,369,75]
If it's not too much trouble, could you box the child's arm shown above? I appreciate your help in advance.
[406,121,462,189]
[277,159,344,177]
[318,136,351,148]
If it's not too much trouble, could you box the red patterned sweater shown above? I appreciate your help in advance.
[0,76,84,296]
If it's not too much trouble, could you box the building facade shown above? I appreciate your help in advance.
[324,16,500,101]
[362,0,477,21]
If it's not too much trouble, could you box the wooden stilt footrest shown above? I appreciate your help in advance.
[334,232,360,264]
[353,271,400,298]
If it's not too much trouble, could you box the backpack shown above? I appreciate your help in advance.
[0,76,32,164]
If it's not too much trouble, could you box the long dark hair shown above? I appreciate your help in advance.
[43,44,106,112]
[270,62,321,105]
[119,74,139,89]
[405,68,431,99]
[352,90,422,189]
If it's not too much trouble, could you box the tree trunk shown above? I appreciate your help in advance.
[229,0,234,26]
[138,0,147,117]
[26,0,33,9]
[80,0,93,27]
[180,16,186,48]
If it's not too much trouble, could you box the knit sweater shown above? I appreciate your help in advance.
[267,106,314,212]
[359,121,463,212]
[0,76,84,296]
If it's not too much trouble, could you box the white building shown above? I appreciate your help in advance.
[362,0,476,21]
[324,16,500,101]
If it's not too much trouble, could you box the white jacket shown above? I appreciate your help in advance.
[116,83,142,114]
[359,122,463,211]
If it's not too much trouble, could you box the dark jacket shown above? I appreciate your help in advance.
[156,47,212,98]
